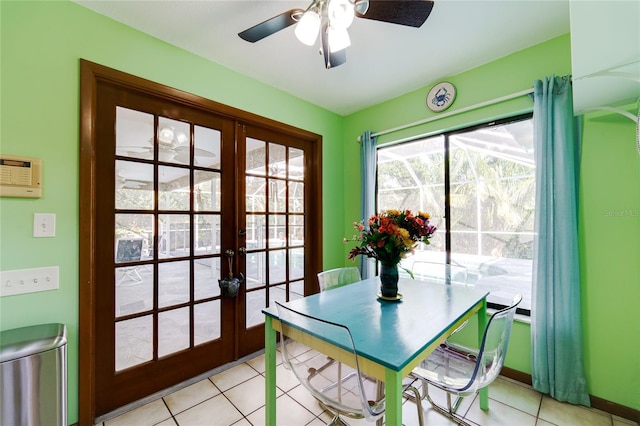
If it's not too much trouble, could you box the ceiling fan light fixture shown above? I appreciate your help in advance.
[327,25,350,52]
[158,127,174,145]
[295,9,321,46]
[328,0,355,29]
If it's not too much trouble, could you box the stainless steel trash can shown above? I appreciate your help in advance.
[0,323,67,426]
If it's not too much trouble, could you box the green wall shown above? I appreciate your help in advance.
[0,1,345,423]
[342,34,640,411]
[1,1,638,423]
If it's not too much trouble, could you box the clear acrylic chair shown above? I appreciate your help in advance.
[275,302,424,426]
[410,294,523,426]
[317,266,361,291]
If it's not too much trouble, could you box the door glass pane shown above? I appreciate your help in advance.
[115,315,153,371]
[268,215,286,247]
[195,257,221,299]
[289,215,304,246]
[246,214,266,249]
[115,214,154,260]
[288,148,304,180]
[158,260,190,308]
[158,307,190,357]
[288,181,304,213]
[246,289,265,328]
[246,252,265,289]
[289,248,304,280]
[194,300,221,345]
[268,143,286,178]
[268,180,286,213]
[194,125,220,168]
[269,284,287,308]
[159,214,190,258]
[246,138,266,175]
[194,171,220,211]
[269,250,286,284]
[195,214,220,255]
[116,266,153,316]
[158,117,190,165]
[116,107,154,161]
[159,165,190,210]
[246,176,266,212]
[116,160,154,210]
[290,280,304,301]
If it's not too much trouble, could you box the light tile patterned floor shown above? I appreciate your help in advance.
[97,352,637,426]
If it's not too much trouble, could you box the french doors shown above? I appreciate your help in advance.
[79,60,322,421]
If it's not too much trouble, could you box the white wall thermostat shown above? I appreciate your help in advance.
[426,81,456,112]
[0,154,42,198]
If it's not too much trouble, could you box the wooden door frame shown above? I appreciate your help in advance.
[79,59,323,424]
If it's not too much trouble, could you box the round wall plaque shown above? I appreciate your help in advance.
[426,82,456,112]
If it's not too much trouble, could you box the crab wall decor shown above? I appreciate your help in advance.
[427,81,456,112]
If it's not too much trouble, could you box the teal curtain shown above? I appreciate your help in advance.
[531,75,590,406]
[359,131,377,279]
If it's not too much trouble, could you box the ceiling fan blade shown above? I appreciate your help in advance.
[321,24,347,69]
[355,0,434,28]
[238,9,304,42]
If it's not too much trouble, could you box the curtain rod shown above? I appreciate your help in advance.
[359,88,534,141]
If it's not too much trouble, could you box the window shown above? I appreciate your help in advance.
[377,114,534,315]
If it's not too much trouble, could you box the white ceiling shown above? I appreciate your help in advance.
[74,0,570,116]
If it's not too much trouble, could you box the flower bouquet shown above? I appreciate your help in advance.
[345,209,436,298]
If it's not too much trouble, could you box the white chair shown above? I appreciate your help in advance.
[410,294,523,426]
[317,266,361,291]
[275,301,424,426]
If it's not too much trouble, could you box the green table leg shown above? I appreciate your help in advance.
[478,299,489,410]
[265,316,277,425]
[384,368,402,426]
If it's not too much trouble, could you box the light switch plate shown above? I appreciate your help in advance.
[0,266,59,297]
[34,213,56,237]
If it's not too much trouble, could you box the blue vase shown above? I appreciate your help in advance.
[380,263,399,298]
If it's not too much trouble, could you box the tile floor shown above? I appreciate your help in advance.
[97,351,637,426]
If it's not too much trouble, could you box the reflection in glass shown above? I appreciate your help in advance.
[289,181,304,213]
[194,125,221,168]
[246,176,266,212]
[246,289,265,328]
[116,315,153,371]
[268,143,286,177]
[289,215,304,246]
[289,248,304,280]
[115,214,154,262]
[158,117,190,165]
[158,260,190,308]
[115,267,153,316]
[246,252,265,289]
[116,107,154,161]
[194,170,220,211]
[116,160,154,210]
[246,138,266,175]
[269,250,286,284]
[288,147,304,180]
[268,180,286,213]
[195,214,220,255]
[246,214,266,249]
[268,215,286,247]
[159,214,190,258]
[159,165,190,210]
[195,258,221,300]
[194,301,221,345]
[158,307,190,357]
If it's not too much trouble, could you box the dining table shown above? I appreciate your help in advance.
[262,276,490,425]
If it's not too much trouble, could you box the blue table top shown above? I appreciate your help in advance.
[263,277,488,372]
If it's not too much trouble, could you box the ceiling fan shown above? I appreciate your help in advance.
[238,0,435,69]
